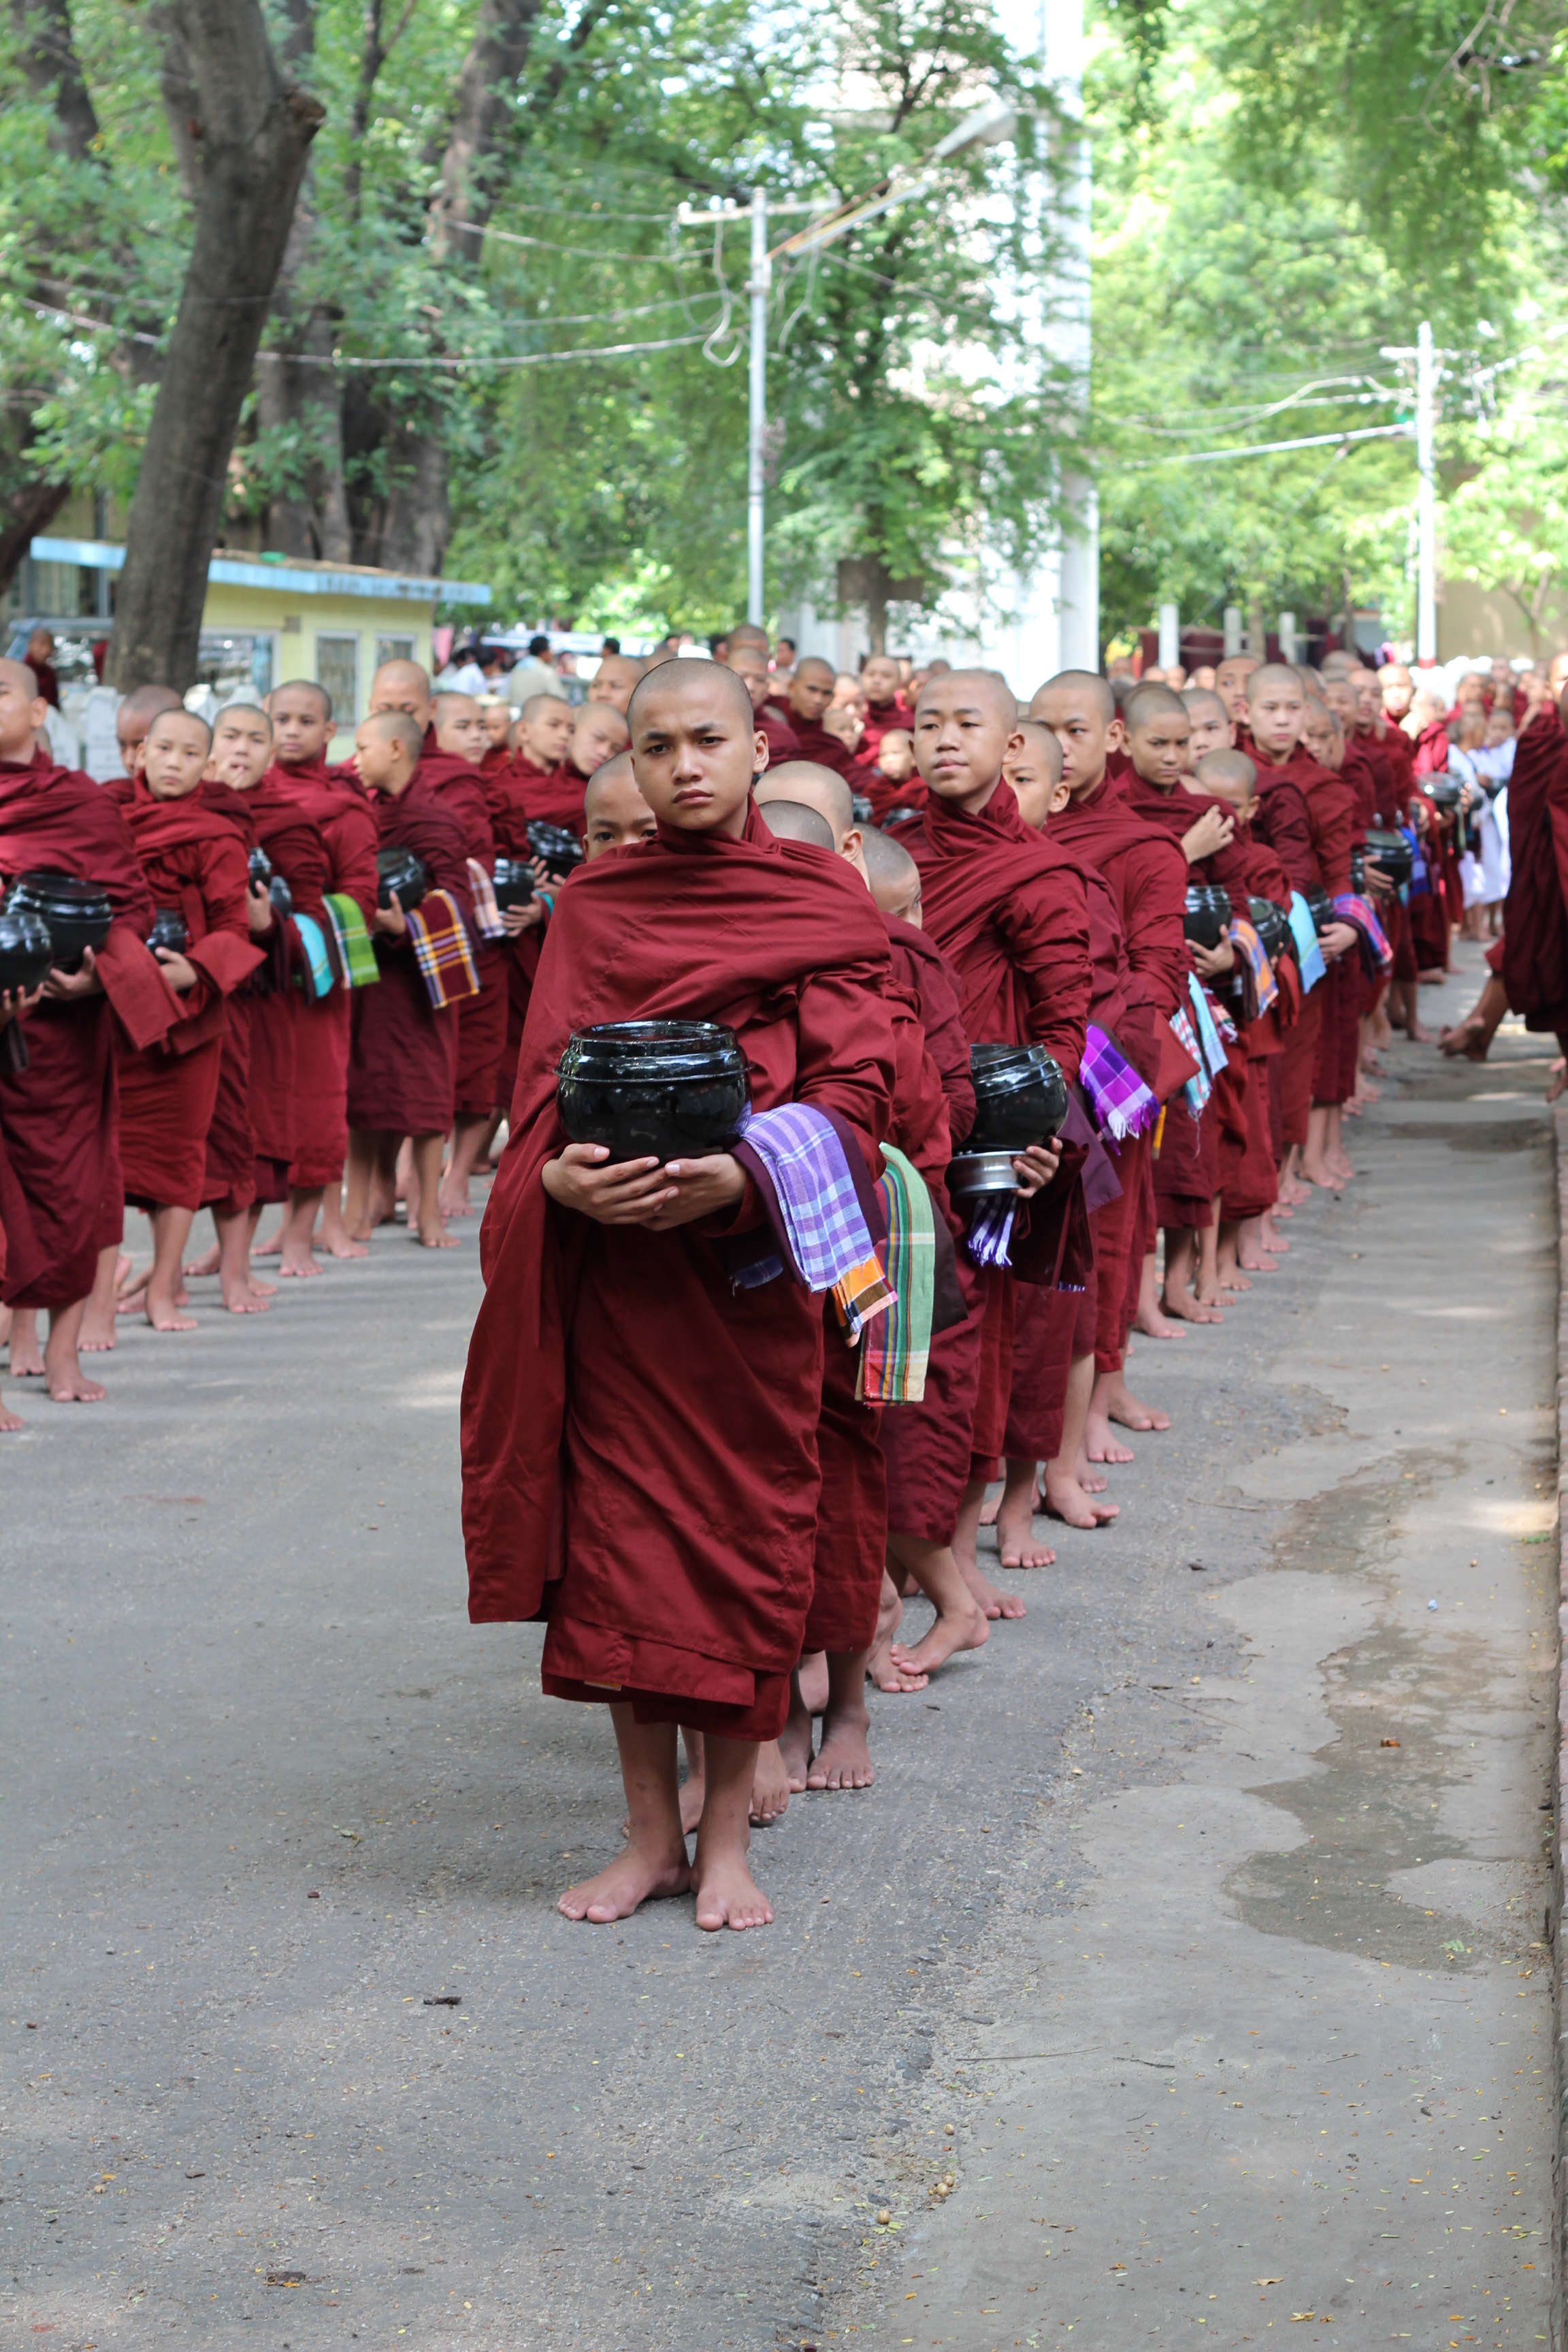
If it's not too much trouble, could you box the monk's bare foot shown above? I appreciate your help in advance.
[1043,1463,1120,1527]
[322,1231,370,1260]
[1084,1411,1134,1465]
[0,1392,21,1432]
[8,1328,45,1378]
[1549,1060,1568,1105]
[1217,1265,1252,1292]
[1134,1296,1185,1338]
[797,1650,829,1716]
[219,1272,272,1315]
[1260,1213,1289,1252]
[806,1697,875,1790]
[958,1556,1026,1620]
[868,1577,929,1691]
[250,1225,284,1259]
[1161,1286,1222,1325]
[46,1362,106,1403]
[889,1593,987,1678]
[1237,1243,1278,1271]
[693,1849,772,1931]
[1107,1377,1169,1433]
[182,1243,220,1278]
[80,1313,121,1349]
[146,1290,197,1333]
[750,1740,793,1823]
[777,1700,813,1791]
[436,1179,475,1218]
[1439,1014,1490,1062]
[1074,1449,1108,1494]
[1327,1154,1356,1183]
[413,1217,459,1250]
[978,1491,1000,1526]
[1277,1173,1309,1206]
[995,1493,1055,1567]
[278,1242,324,1278]
[557,1835,691,1923]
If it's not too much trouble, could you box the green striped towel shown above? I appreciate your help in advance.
[323,892,380,989]
[855,1143,935,1404]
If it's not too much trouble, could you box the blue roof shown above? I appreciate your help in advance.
[29,537,491,606]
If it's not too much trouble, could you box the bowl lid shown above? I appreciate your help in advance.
[13,866,110,908]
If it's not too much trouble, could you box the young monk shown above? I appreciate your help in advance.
[184,702,284,1314]
[422,691,510,1220]
[510,693,577,815]
[479,696,514,772]
[766,656,858,777]
[581,747,658,852]
[247,681,380,1273]
[588,654,643,715]
[1213,655,1259,726]
[1296,698,1364,1188]
[1181,688,1234,768]
[0,659,172,1401]
[1033,674,1189,1451]
[857,653,913,758]
[907,670,1089,1622]
[725,643,800,761]
[462,661,896,1931]
[344,710,476,1250]
[108,709,261,1330]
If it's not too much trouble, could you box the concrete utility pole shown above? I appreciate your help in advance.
[1416,318,1437,665]
[747,186,769,627]
[1158,602,1179,670]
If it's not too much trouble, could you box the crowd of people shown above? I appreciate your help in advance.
[0,615,1551,1931]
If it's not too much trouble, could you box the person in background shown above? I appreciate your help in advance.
[24,630,60,710]
[506,636,562,707]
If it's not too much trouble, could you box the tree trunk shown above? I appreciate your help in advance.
[10,0,100,157]
[107,0,323,691]
[0,476,74,606]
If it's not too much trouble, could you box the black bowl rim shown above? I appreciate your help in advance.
[568,1018,741,1051]
[9,868,113,912]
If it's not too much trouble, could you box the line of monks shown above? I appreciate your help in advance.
[0,626,1531,1934]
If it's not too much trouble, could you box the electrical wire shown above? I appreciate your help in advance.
[1125,421,1414,468]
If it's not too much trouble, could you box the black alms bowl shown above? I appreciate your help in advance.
[147,906,190,956]
[1425,776,1463,814]
[556,1019,749,1165]
[247,845,273,889]
[1183,882,1232,949]
[1362,826,1414,888]
[4,868,112,973]
[1246,895,1290,965]
[527,819,584,875]
[0,904,54,993]
[269,872,293,921]
[377,846,429,911]
[492,856,535,911]
[962,1042,1069,1154]
[1305,885,1335,933]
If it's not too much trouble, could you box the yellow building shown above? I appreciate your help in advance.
[6,534,491,757]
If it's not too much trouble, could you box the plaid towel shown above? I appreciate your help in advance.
[292,911,335,1001]
[322,892,379,989]
[830,1252,897,1342]
[966,1195,1016,1269]
[1080,1022,1157,1140]
[1170,1001,1211,1117]
[1331,890,1392,973]
[1226,916,1278,1019]
[736,1103,880,1294]
[1405,825,1431,896]
[853,1145,933,1400]
[466,858,508,943]
[1187,974,1231,1076]
[406,888,480,1009]
[1286,891,1328,990]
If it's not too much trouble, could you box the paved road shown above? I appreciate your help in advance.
[3,945,1558,2349]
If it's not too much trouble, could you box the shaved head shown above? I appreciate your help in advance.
[146,706,212,751]
[360,706,423,762]
[0,656,39,698]
[860,822,921,918]
[915,666,1016,723]
[116,681,184,748]
[1195,747,1256,800]
[1181,688,1226,722]
[270,679,332,721]
[728,621,769,651]
[1013,719,1063,774]
[627,657,755,738]
[756,759,855,842]
[1123,682,1188,729]
[1030,669,1113,725]
[369,659,433,728]
[757,798,835,849]
[1243,662,1303,703]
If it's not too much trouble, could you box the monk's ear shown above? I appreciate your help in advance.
[842,825,864,864]
[1105,711,1125,750]
[752,728,770,779]
[1002,723,1028,764]
[1047,779,1073,815]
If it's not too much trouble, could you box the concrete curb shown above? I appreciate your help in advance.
[1554,1102,1568,2352]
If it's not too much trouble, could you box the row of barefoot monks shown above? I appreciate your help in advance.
[0,638,1457,1931]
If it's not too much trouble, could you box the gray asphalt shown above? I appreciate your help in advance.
[3,943,1557,2350]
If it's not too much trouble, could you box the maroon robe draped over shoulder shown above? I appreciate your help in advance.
[348,779,474,1136]
[1049,777,1188,1088]
[110,779,263,1211]
[264,757,378,1191]
[0,747,171,1306]
[461,800,894,1739]
[1500,704,1568,1034]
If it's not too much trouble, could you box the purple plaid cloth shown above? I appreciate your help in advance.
[730,1104,876,1293]
[1226,917,1278,1017]
[1332,891,1392,973]
[1080,1022,1157,1141]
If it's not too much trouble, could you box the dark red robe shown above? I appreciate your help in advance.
[416,742,506,1124]
[512,757,589,836]
[347,779,474,1136]
[764,701,855,779]
[1500,704,1568,1036]
[232,779,326,1203]
[462,800,894,1739]
[109,779,262,1210]
[0,748,172,1306]
[267,757,378,1190]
